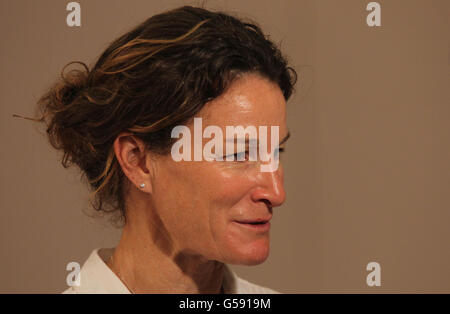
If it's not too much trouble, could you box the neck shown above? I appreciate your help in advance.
[106,214,225,294]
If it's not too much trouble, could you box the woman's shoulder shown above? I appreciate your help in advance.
[60,248,130,294]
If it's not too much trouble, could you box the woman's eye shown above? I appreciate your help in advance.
[224,151,249,161]
[234,151,249,161]
[224,148,285,161]
[274,147,285,159]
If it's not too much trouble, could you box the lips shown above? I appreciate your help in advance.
[234,218,271,224]
[233,216,272,232]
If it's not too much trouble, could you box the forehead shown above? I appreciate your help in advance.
[199,73,287,129]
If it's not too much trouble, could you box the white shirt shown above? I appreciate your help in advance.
[63,248,280,294]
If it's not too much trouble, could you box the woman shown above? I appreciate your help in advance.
[19,5,296,293]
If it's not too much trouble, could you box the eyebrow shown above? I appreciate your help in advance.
[279,131,290,145]
[225,131,291,145]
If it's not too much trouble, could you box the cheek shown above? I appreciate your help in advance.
[206,164,258,200]
[183,166,258,256]
[152,160,260,255]
[205,169,257,234]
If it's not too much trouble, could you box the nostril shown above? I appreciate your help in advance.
[262,199,273,213]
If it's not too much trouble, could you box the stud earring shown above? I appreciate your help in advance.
[139,183,146,188]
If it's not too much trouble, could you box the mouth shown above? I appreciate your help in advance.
[233,218,271,231]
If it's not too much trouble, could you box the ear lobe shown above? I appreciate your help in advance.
[113,132,153,194]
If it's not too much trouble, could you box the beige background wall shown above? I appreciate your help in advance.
[1,0,449,293]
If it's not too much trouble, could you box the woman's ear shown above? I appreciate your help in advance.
[113,132,153,194]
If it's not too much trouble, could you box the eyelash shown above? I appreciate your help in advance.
[233,151,249,161]
[228,148,286,162]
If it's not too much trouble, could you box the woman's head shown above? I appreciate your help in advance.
[22,5,296,264]
[129,72,290,265]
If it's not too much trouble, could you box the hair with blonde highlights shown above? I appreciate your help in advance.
[14,5,297,225]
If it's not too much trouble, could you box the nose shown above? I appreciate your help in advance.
[250,166,286,208]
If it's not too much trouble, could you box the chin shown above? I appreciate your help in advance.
[225,239,271,265]
[239,254,269,266]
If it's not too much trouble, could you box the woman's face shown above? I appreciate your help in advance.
[150,73,288,265]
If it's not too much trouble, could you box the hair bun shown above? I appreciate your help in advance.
[57,61,90,105]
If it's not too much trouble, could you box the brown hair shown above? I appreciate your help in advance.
[14,5,297,225]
